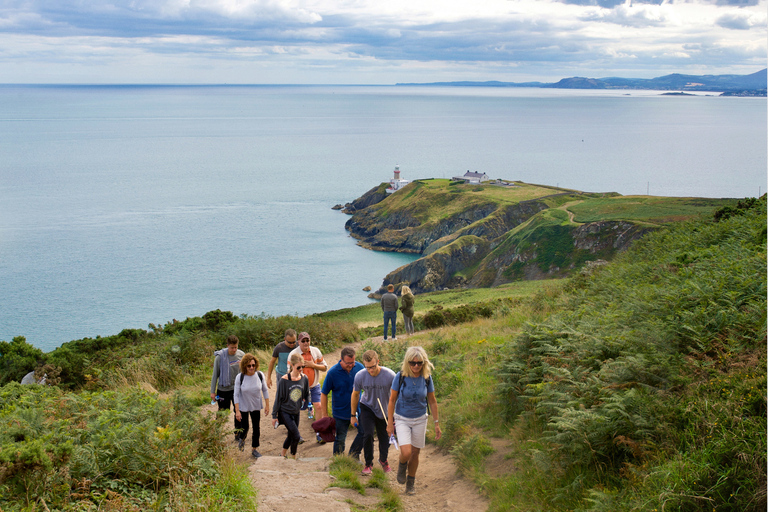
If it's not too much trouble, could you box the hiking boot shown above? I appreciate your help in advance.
[361,465,373,476]
[298,436,305,445]
[380,460,391,473]
[405,476,415,495]
[397,462,408,484]
[251,449,262,458]
[237,438,245,452]
[316,433,326,444]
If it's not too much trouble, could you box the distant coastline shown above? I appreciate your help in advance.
[397,69,767,96]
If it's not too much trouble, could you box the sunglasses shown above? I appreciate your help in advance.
[408,361,423,366]
[246,364,256,368]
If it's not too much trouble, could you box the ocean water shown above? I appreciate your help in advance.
[0,85,765,351]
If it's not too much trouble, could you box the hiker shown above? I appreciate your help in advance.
[386,346,441,496]
[210,335,245,441]
[267,329,297,388]
[381,284,399,340]
[399,285,416,336]
[351,350,396,475]
[271,352,309,459]
[289,331,328,441]
[233,353,270,458]
[321,346,366,457]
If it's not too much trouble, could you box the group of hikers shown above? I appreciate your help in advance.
[210,326,439,496]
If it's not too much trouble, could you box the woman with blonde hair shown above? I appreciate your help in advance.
[272,352,309,459]
[234,353,270,458]
[386,346,441,495]
[399,285,416,336]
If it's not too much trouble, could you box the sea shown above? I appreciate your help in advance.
[0,85,765,352]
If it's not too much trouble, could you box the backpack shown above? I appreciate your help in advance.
[397,373,433,415]
[240,371,265,387]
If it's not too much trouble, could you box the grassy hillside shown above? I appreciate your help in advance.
[1,196,763,512]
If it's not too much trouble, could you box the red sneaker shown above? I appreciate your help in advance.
[379,460,391,473]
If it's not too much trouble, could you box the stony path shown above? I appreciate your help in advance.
[209,338,489,512]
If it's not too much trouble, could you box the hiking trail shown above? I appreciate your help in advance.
[206,338,489,512]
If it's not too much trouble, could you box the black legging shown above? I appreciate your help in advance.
[237,410,261,448]
[359,403,390,466]
[279,411,301,455]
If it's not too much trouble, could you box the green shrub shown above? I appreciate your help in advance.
[0,336,44,385]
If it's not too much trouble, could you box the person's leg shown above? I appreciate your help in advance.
[250,410,261,448]
[333,417,350,455]
[382,312,390,340]
[288,413,301,456]
[391,312,397,338]
[359,404,376,467]
[238,408,250,446]
[374,415,390,464]
[348,414,365,459]
[404,315,414,335]
[217,388,234,411]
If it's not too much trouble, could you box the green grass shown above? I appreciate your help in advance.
[315,280,559,326]
[567,196,736,224]
[328,455,402,511]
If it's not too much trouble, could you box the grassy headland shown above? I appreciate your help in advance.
[0,196,764,511]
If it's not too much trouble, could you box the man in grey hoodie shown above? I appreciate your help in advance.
[381,284,399,341]
[211,335,245,411]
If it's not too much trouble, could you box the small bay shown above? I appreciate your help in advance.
[0,85,765,351]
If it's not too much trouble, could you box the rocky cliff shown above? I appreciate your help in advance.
[342,179,717,295]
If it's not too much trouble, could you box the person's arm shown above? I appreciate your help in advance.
[271,380,283,427]
[350,390,360,420]
[234,375,242,421]
[386,389,398,436]
[210,354,220,400]
[321,392,330,418]
[260,373,270,415]
[427,391,441,440]
[267,356,277,389]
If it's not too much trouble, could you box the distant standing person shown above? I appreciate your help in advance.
[289,331,328,442]
[267,329,297,388]
[351,350,396,475]
[210,335,245,439]
[272,352,309,459]
[233,353,270,458]
[386,346,441,496]
[381,284,399,341]
[321,346,366,457]
[399,285,415,336]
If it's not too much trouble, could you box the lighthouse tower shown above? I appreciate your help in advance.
[386,164,411,194]
[394,165,400,180]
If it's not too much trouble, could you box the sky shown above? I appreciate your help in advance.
[0,0,766,84]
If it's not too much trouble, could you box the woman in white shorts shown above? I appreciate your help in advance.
[386,346,441,495]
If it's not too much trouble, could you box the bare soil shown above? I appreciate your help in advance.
[207,337,489,512]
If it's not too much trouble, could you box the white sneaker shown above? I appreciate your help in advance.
[392,337,398,341]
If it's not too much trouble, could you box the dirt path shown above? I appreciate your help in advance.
[207,338,488,512]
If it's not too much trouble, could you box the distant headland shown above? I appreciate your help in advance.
[338,174,739,298]
[396,69,767,96]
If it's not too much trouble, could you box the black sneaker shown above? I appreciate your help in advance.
[238,438,245,452]
[252,449,262,458]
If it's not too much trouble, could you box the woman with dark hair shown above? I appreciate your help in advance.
[272,352,309,459]
[386,346,441,496]
[234,353,270,458]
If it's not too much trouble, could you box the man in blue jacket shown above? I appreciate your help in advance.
[321,346,366,457]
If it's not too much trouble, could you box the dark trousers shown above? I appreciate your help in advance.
[279,411,301,455]
[217,389,244,437]
[334,416,365,456]
[359,403,389,466]
[236,410,261,448]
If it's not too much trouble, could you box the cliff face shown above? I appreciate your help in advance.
[341,179,697,295]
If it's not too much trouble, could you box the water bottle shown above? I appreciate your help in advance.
[211,395,219,405]
[353,412,359,428]
[307,403,314,419]
[389,433,399,450]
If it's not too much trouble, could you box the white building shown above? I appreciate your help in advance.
[386,165,411,193]
[451,170,491,184]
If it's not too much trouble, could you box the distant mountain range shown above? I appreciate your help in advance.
[397,69,767,95]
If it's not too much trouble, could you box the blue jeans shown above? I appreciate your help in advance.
[334,416,365,456]
[383,310,397,339]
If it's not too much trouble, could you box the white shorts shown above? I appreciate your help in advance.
[393,413,429,449]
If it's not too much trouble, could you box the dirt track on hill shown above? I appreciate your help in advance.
[205,337,488,512]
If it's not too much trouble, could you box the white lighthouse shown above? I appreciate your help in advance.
[386,164,411,194]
